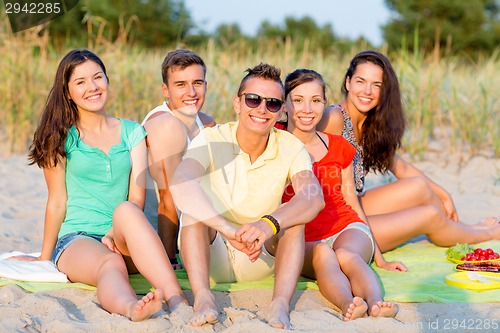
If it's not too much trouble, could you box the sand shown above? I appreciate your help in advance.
[1,148,499,332]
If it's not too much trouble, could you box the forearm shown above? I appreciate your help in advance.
[39,206,65,261]
[170,179,233,235]
[271,191,324,229]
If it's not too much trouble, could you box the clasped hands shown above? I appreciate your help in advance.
[223,219,275,263]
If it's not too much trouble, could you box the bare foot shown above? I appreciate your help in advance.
[129,289,163,322]
[267,296,291,329]
[481,217,500,226]
[189,289,218,326]
[465,217,500,230]
[488,223,500,240]
[343,296,368,321]
[371,301,398,318]
[165,293,188,312]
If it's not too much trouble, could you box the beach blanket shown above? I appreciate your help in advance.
[1,241,500,302]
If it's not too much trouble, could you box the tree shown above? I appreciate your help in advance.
[383,0,500,56]
[257,16,337,54]
[47,0,193,48]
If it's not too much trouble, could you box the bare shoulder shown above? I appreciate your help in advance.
[199,112,216,127]
[317,105,344,135]
[143,112,187,143]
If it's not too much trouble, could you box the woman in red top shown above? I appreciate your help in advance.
[282,69,406,321]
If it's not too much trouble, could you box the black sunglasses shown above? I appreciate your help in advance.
[240,93,283,113]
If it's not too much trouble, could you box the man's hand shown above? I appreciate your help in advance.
[228,220,275,262]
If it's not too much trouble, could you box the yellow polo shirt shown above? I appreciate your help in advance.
[184,121,312,225]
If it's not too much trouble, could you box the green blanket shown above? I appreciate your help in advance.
[1,241,499,303]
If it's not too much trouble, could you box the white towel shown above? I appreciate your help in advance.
[0,251,68,283]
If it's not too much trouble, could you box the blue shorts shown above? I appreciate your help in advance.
[51,231,104,265]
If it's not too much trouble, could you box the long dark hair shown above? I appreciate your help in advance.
[342,50,405,173]
[28,49,107,168]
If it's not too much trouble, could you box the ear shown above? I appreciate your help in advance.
[233,95,241,115]
[345,76,351,92]
[161,83,170,100]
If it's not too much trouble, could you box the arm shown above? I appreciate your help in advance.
[170,157,237,238]
[10,162,69,262]
[144,115,187,224]
[390,154,458,221]
[128,138,147,209]
[40,162,68,261]
[342,162,407,272]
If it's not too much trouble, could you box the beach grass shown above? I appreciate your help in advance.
[1,22,499,158]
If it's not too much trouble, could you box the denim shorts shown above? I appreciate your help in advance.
[51,231,104,265]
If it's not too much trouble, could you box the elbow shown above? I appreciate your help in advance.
[315,194,326,214]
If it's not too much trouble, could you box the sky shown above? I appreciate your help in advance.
[183,0,392,46]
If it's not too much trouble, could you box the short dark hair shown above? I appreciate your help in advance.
[161,49,206,84]
[237,63,284,98]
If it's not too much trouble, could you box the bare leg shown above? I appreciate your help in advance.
[157,188,182,269]
[267,225,304,329]
[366,205,497,252]
[180,215,218,326]
[58,239,162,321]
[361,177,446,215]
[304,242,367,321]
[334,230,383,319]
[112,202,187,311]
[361,177,492,228]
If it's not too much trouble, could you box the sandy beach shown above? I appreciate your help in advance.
[1,147,499,332]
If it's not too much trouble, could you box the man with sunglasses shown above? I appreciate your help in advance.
[170,63,324,329]
[142,49,215,269]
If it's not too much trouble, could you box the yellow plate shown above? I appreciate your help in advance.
[445,272,500,291]
[447,257,500,264]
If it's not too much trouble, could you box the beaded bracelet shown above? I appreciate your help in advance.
[261,215,280,234]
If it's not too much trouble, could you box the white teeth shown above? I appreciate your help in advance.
[359,97,371,102]
[250,116,267,123]
[87,94,100,101]
[300,117,314,122]
[185,100,197,105]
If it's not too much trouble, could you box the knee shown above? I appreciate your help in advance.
[409,176,434,202]
[421,205,444,224]
[335,248,362,266]
[113,201,144,228]
[98,251,127,274]
[312,243,336,267]
[114,201,140,219]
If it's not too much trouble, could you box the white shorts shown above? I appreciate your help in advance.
[320,222,375,261]
[178,214,275,283]
[208,232,275,283]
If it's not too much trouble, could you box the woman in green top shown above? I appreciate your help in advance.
[10,49,186,321]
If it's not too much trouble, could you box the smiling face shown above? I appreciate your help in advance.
[233,77,284,137]
[162,64,206,117]
[345,62,383,114]
[67,60,108,115]
[285,80,326,133]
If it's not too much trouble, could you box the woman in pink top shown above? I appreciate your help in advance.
[282,69,406,321]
